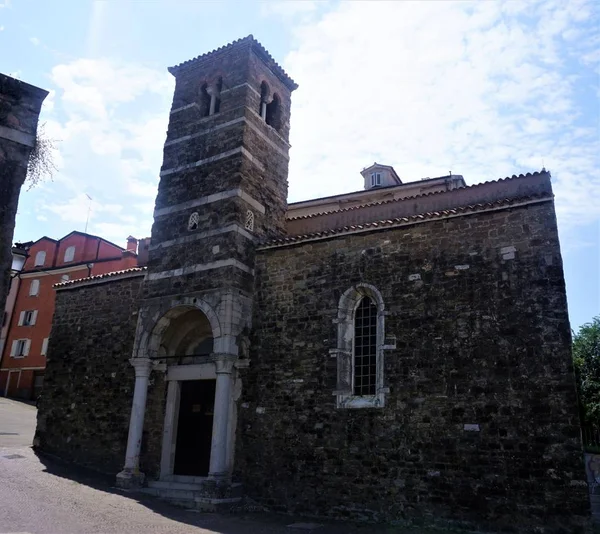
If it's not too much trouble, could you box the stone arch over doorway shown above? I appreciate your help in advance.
[140,298,222,361]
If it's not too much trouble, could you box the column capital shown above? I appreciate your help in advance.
[206,83,221,96]
[129,357,154,378]
[213,354,237,374]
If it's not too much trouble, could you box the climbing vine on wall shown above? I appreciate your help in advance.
[26,123,58,190]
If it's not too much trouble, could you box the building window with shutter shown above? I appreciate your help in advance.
[19,310,38,326]
[29,279,40,296]
[41,337,49,356]
[34,251,46,267]
[11,339,30,358]
[333,283,387,408]
[64,246,75,262]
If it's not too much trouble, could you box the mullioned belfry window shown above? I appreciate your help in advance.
[259,81,282,131]
[333,283,388,408]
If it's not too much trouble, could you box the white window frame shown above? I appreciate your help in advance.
[333,283,388,409]
[64,246,75,262]
[10,339,30,358]
[29,279,40,296]
[370,173,382,187]
[34,251,46,267]
[18,310,38,326]
[41,337,49,356]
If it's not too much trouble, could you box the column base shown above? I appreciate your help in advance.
[116,468,146,489]
[208,471,231,482]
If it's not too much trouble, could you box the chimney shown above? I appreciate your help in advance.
[136,237,151,266]
[126,236,138,254]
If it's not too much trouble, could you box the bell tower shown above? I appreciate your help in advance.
[117,36,297,489]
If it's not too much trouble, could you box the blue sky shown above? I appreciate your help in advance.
[0,0,598,331]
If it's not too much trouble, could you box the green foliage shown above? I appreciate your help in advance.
[573,316,600,425]
[26,123,58,190]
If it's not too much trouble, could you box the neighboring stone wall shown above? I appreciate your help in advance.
[0,74,47,322]
[237,200,589,533]
[34,275,143,474]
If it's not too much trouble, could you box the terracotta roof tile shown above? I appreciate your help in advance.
[54,267,146,289]
[169,35,298,91]
[286,170,549,221]
[263,194,552,249]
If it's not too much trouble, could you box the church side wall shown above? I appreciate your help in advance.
[239,201,589,533]
[34,276,143,474]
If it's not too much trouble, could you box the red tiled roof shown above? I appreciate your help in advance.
[169,35,298,91]
[262,194,552,249]
[286,171,549,221]
[54,267,146,289]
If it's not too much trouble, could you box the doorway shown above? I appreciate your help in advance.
[173,379,216,476]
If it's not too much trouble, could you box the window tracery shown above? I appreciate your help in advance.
[188,212,200,231]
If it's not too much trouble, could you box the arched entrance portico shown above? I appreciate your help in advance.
[159,307,215,477]
[117,299,241,488]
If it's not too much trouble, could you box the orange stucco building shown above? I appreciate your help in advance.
[0,231,143,399]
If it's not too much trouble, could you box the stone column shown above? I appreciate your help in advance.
[209,354,236,479]
[116,357,153,489]
[207,83,220,116]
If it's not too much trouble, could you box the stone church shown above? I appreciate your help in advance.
[35,36,590,532]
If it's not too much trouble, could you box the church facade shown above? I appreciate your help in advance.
[34,36,590,532]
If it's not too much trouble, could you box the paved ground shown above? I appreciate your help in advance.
[0,397,453,534]
[0,396,36,448]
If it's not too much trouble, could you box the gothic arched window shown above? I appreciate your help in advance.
[353,296,378,396]
[333,284,387,408]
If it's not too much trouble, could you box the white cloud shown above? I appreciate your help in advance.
[30,58,173,241]
[260,0,319,20]
[30,37,40,46]
[282,0,600,232]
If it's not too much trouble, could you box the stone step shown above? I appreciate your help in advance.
[162,475,208,484]
[140,487,242,512]
[148,480,206,491]
[147,479,244,498]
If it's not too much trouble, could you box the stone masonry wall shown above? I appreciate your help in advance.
[0,74,47,321]
[237,200,589,533]
[34,275,143,474]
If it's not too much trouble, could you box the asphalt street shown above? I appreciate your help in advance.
[0,397,449,534]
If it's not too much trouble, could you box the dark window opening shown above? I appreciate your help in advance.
[213,77,222,114]
[266,93,281,131]
[199,83,210,117]
[353,296,377,396]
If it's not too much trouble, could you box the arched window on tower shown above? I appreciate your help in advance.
[259,81,269,120]
[266,93,281,131]
[199,83,210,117]
[212,77,222,114]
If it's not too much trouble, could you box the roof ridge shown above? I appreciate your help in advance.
[264,193,552,249]
[54,266,146,289]
[286,170,549,221]
[169,35,298,90]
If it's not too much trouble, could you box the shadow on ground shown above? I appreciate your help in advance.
[32,448,454,534]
